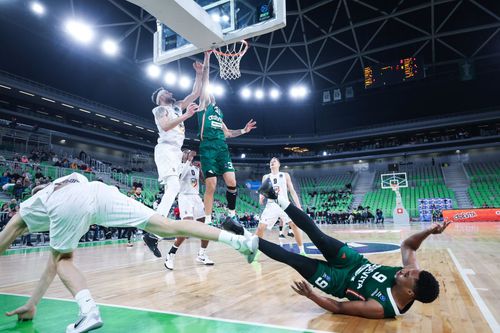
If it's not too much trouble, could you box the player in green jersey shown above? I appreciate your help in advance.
[198,51,257,224]
[223,178,450,319]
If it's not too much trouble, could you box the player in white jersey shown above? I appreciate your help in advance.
[258,157,306,255]
[164,150,214,270]
[151,59,206,219]
[0,173,258,333]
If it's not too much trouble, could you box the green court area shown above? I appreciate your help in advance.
[0,294,315,333]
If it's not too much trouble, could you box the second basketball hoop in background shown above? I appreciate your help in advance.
[213,40,249,80]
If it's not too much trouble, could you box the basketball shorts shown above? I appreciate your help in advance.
[178,194,205,220]
[307,245,368,297]
[154,143,183,184]
[47,182,155,253]
[200,140,235,176]
[259,202,291,230]
[19,195,50,233]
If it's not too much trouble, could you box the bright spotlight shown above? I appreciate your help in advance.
[322,151,327,156]
[179,76,191,89]
[209,84,224,97]
[222,15,230,22]
[64,19,94,44]
[211,14,220,22]
[289,85,308,99]
[255,89,264,100]
[270,88,280,100]
[241,153,246,159]
[146,64,161,79]
[164,72,177,86]
[101,39,118,56]
[241,87,251,99]
[30,1,45,16]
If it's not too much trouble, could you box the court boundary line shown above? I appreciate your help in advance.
[0,292,334,333]
[447,248,499,333]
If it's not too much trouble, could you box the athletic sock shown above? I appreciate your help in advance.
[198,248,206,256]
[228,209,236,218]
[279,226,284,235]
[169,245,178,255]
[298,245,305,254]
[205,215,212,225]
[75,289,96,314]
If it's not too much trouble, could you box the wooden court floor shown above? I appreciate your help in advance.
[1,222,499,333]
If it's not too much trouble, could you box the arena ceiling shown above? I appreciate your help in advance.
[0,0,500,135]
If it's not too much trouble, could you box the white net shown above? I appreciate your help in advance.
[213,40,248,80]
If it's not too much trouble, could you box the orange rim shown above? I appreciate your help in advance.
[212,40,249,57]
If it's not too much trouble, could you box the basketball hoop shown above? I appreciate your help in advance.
[213,40,249,80]
[390,183,399,192]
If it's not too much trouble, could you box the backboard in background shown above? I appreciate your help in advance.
[130,0,286,64]
[381,172,408,189]
[159,0,286,64]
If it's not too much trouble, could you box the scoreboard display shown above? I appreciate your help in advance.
[364,57,424,89]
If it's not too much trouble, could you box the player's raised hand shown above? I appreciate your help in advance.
[244,119,257,133]
[193,61,203,74]
[291,280,314,298]
[187,150,197,161]
[5,303,36,321]
[429,220,451,234]
[185,103,200,117]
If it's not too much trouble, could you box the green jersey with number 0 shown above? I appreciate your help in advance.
[198,104,225,142]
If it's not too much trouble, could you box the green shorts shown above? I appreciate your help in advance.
[200,140,235,176]
[308,245,368,297]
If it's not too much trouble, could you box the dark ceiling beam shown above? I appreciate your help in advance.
[471,28,500,58]
[288,0,336,15]
[311,0,343,67]
[314,21,500,70]
[355,0,430,36]
[342,0,365,75]
[107,0,155,34]
[436,0,463,33]
[296,0,315,88]
[436,39,465,58]
[469,0,500,21]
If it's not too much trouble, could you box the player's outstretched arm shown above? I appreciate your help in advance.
[222,119,257,138]
[177,61,204,110]
[400,221,451,267]
[291,280,384,319]
[5,252,58,321]
[199,51,211,111]
[156,103,201,132]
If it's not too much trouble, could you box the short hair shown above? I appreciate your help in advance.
[151,88,165,105]
[414,270,439,303]
[271,157,280,162]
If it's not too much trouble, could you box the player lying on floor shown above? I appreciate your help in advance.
[222,178,450,319]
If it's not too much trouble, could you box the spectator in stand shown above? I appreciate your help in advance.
[376,209,384,224]
[482,202,489,208]
[21,155,29,164]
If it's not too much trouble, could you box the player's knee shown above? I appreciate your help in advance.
[227,185,237,194]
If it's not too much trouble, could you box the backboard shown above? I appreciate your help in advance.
[381,172,408,189]
[127,0,285,64]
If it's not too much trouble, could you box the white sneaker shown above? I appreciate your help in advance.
[164,253,175,270]
[196,254,215,265]
[234,235,259,263]
[66,307,103,333]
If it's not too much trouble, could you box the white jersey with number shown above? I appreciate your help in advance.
[179,163,200,195]
[263,172,289,204]
[152,104,185,149]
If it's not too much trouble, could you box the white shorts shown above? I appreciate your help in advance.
[154,143,182,184]
[20,196,50,233]
[259,202,291,230]
[178,194,205,220]
[47,182,155,253]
